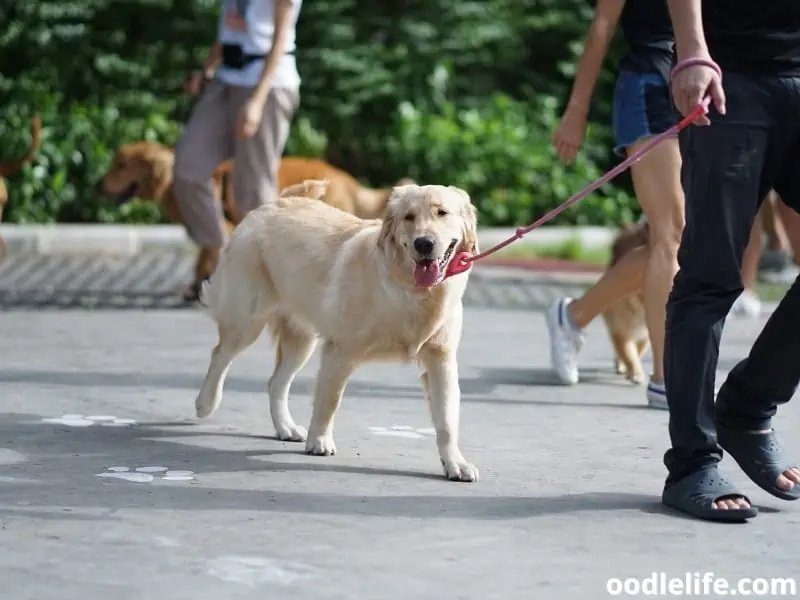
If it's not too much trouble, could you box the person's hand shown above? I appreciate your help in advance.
[236,96,266,139]
[183,70,207,96]
[671,59,725,126]
[552,104,588,165]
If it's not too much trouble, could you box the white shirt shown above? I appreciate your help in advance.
[216,0,302,89]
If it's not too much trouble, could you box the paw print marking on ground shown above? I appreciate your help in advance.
[367,425,436,439]
[41,414,137,427]
[95,466,196,483]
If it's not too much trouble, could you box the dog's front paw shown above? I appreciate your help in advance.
[441,458,479,482]
[305,434,337,456]
[626,372,646,385]
[195,392,217,419]
[275,422,307,443]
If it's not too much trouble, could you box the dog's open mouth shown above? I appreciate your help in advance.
[413,239,457,288]
[117,182,139,203]
[103,181,139,204]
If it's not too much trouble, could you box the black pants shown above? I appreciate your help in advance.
[663,71,800,485]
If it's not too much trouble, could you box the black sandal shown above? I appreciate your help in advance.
[181,277,209,304]
[662,464,757,522]
[717,424,800,501]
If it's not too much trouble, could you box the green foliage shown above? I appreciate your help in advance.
[385,78,637,226]
[0,0,637,227]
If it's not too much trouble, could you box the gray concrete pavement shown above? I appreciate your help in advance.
[0,307,798,600]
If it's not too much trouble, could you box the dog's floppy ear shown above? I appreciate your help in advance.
[462,203,479,254]
[378,202,397,248]
[378,186,408,248]
[378,212,396,248]
[450,186,479,254]
[146,156,172,202]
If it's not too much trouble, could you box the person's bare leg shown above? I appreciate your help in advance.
[741,217,762,291]
[730,216,765,318]
[568,245,648,328]
[774,195,800,264]
[761,191,789,253]
[545,242,648,385]
[627,137,684,385]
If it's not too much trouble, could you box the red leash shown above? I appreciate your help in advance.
[444,97,711,279]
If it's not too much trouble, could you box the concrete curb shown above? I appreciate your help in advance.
[0,225,611,311]
[0,225,195,255]
[0,224,616,256]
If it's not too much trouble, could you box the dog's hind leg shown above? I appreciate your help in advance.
[636,337,650,360]
[613,357,626,375]
[195,317,267,419]
[610,332,645,385]
[267,315,318,442]
[305,341,356,457]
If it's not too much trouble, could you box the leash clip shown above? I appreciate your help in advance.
[445,252,473,278]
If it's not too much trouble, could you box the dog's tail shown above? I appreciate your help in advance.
[0,115,42,177]
[609,221,649,266]
[279,179,329,201]
[354,177,414,220]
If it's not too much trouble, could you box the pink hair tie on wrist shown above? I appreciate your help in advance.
[670,57,722,81]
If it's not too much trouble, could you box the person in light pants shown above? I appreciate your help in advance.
[175,0,303,301]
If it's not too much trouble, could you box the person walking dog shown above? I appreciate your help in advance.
[661,0,800,522]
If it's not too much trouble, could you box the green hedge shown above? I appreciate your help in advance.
[0,0,638,227]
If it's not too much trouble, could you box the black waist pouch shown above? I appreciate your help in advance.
[221,43,293,69]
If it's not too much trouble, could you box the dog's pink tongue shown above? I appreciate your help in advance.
[414,261,441,287]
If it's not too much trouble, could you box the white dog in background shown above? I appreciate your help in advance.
[194,179,480,482]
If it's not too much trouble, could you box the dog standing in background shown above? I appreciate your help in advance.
[0,116,42,257]
[602,221,650,384]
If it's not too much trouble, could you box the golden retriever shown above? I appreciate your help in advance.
[98,142,233,285]
[194,180,480,482]
[601,221,650,383]
[98,142,413,296]
[1,115,42,257]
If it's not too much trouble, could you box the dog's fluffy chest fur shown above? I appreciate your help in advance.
[350,285,462,362]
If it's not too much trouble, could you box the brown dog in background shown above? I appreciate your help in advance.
[221,156,414,223]
[601,221,650,384]
[99,141,413,297]
[0,115,42,257]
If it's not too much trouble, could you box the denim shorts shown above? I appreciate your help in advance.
[612,70,677,155]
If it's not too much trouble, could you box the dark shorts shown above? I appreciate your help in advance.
[612,70,678,155]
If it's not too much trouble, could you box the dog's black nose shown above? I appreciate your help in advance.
[413,236,436,256]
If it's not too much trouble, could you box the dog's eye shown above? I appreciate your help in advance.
[437,209,449,217]
[404,213,415,221]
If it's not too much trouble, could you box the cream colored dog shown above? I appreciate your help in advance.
[194,179,480,481]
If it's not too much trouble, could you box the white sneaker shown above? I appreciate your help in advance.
[545,298,583,385]
[731,289,762,318]
[646,379,668,410]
